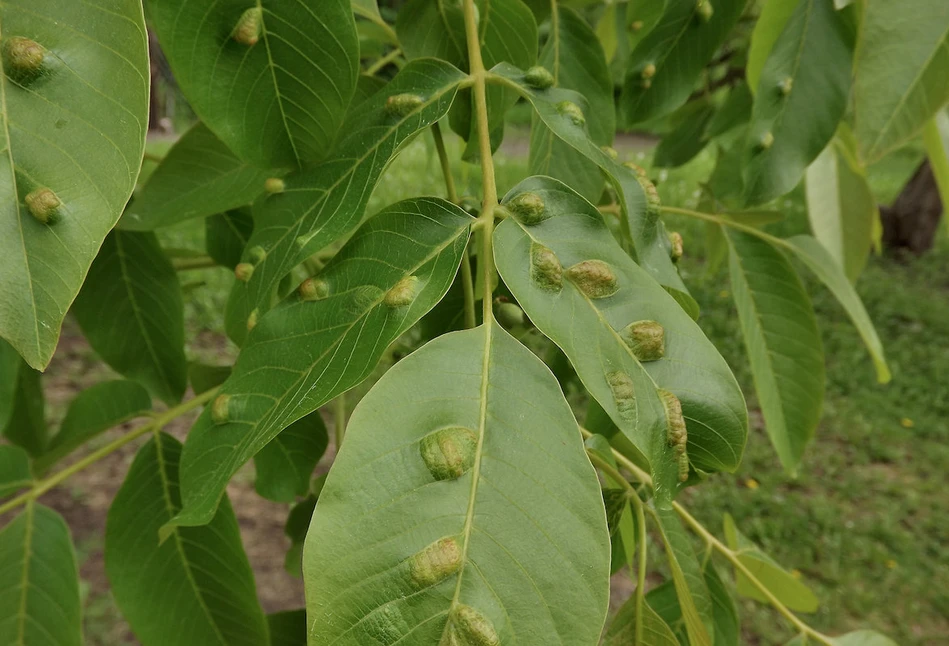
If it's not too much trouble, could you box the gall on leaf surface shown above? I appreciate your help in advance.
[169,197,472,529]
[105,433,268,646]
[146,0,359,169]
[224,59,468,345]
[492,64,698,318]
[0,0,149,370]
[494,176,747,493]
[303,323,611,644]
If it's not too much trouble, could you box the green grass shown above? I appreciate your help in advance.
[145,128,946,644]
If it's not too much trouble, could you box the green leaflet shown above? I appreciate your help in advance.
[0,0,149,370]
[727,228,824,473]
[723,513,818,613]
[644,562,741,646]
[705,82,753,140]
[0,503,81,646]
[853,1,949,163]
[794,630,899,646]
[170,197,472,529]
[284,493,318,577]
[121,124,271,231]
[806,125,878,283]
[105,433,269,646]
[254,410,328,503]
[530,5,615,202]
[0,444,31,498]
[303,323,611,643]
[34,379,152,474]
[206,208,254,270]
[224,59,467,344]
[620,0,745,124]
[0,339,19,430]
[603,593,679,646]
[146,0,359,169]
[188,362,232,395]
[742,0,854,206]
[922,112,949,238]
[746,0,798,94]
[267,609,307,646]
[653,100,716,168]
[494,177,747,489]
[655,506,714,646]
[492,64,696,314]
[72,231,187,405]
[1,358,45,456]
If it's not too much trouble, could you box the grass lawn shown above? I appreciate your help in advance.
[125,127,949,644]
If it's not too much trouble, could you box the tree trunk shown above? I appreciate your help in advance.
[880,160,943,255]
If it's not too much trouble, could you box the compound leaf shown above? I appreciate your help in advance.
[303,323,611,644]
[73,231,187,405]
[0,0,149,370]
[105,432,268,646]
[170,197,472,529]
[146,0,360,169]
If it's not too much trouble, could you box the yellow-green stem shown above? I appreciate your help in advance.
[367,47,402,76]
[661,205,792,250]
[172,255,218,271]
[461,0,499,324]
[0,388,219,518]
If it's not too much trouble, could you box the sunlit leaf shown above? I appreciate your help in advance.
[170,197,472,529]
[0,0,149,369]
[146,0,360,169]
[73,231,187,405]
[303,323,611,643]
[105,433,269,646]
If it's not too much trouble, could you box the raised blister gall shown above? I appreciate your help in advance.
[529,243,563,292]
[247,308,259,331]
[442,605,500,646]
[524,65,554,90]
[385,93,424,117]
[25,188,61,224]
[507,191,546,225]
[365,605,409,644]
[420,426,478,480]
[659,389,688,448]
[621,320,665,362]
[642,63,656,79]
[631,20,644,31]
[3,37,47,82]
[669,231,684,262]
[409,537,462,588]
[696,0,714,22]
[385,275,419,308]
[565,259,619,298]
[607,371,636,421]
[778,77,793,96]
[264,177,285,194]
[556,100,586,127]
[758,131,775,151]
[232,7,263,46]
[495,301,525,329]
[678,452,690,482]
[298,277,329,301]
[234,262,255,282]
[248,246,267,264]
[211,394,231,425]
[601,145,619,161]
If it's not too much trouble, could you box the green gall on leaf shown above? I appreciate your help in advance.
[234,262,255,282]
[298,277,329,301]
[529,242,563,292]
[634,172,662,218]
[758,131,775,151]
[420,426,478,481]
[384,275,419,308]
[631,20,644,31]
[3,36,47,82]
[232,7,263,46]
[621,320,665,362]
[409,537,463,588]
[668,231,684,263]
[365,605,408,644]
[247,246,267,264]
[507,191,546,225]
[24,187,61,224]
[623,162,647,179]
[677,452,690,482]
[778,77,793,96]
[601,146,619,161]
[659,389,688,449]
[606,371,636,421]
[696,0,714,22]
[565,259,619,299]
[247,308,259,331]
[495,301,526,329]
[641,79,652,90]
[524,65,554,90]
[264,177,285,194]
[385,93,425,117]
[556,100,586,127]
[642,63,656,80]
[211,394,231,425]
[442,605,500,646]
